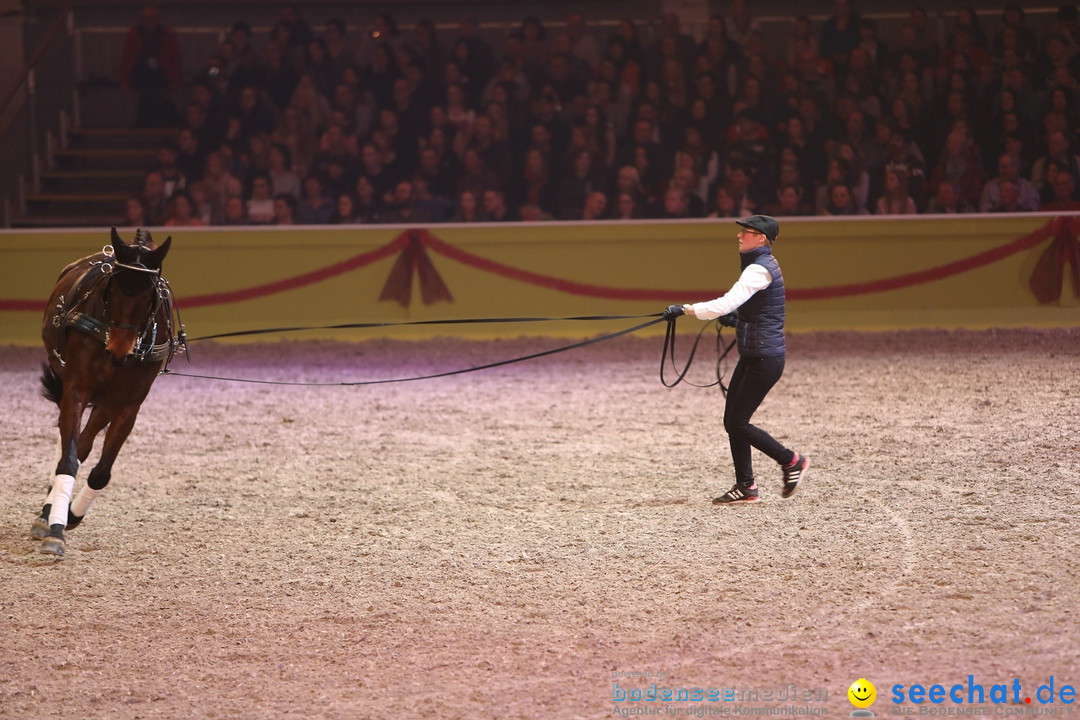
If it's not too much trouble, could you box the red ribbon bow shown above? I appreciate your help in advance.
[378,229,454,307]
[1029,216,1080,304]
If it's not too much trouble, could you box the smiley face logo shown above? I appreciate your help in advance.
[848,678,877,709]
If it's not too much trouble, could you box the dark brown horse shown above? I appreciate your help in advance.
[31,228,184,556]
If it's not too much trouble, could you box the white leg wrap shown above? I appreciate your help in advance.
[47,436,80,499]
[44,436,63,504]
[70,484,103,518]
[48,474,76,527]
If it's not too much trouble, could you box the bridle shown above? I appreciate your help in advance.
[49,244,187,369]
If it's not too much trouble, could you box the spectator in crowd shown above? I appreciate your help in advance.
[122,196,148,227]
[835,141,871,212]
[574,191,609,220]
[879,128,927,207]
[820,0,862,72]
[202,151,243,223]
[296,174,335,224]
[513,147,558,217]
[652,187,692,219]
[267,143,302,200]
[137,5,1080,226]
[188,181,214,224]
[980,152,1040,212]
[611,191,643,220]
[450,190,484,223]
[1031,129,1080,196]
[725,0,762,52]
[153,139,187,201]
[1039,169,1080,210]
[990,178,1028,212]
[142,171,169,225]
[119,5,183,127]
[481,188,520,222]
[815,157,856,215]
[246,172,276,224]
[272,193,298,224]
[222,195,249,225]
[722,164,758,216]
[924,181,975,214]
[232,85,276,143]
[928,130,983,209]
[334,193,358,223]
[762,183,812,217]
[353,175,383,223]
[993,4,1039,62]
[411,172,452,222]
[164,190,206,226]
[175,128,205,183]
[875,169,918,214]
[557,149,605,219]
[820,181,867,215]
[380,180,424,223]
[708,184,743,218]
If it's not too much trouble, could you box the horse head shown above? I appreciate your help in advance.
[104,228,172,361]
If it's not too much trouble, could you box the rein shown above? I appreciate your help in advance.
[164,314,666,386]
[162,314,736,388]
[660,316,738,396]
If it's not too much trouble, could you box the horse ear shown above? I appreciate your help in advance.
[147,236,172,269]
[113,229,139,264]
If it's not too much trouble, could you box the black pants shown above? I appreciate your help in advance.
[723,354,795,487]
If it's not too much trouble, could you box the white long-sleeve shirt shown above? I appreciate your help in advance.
[688,264,773,319]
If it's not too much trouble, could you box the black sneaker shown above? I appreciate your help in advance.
[781,454,809,498]
[713,483,760,504]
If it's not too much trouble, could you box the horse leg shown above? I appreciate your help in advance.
[38,393,88,556]
[31,406,109,538]
[69,405,139,533]
[67,406,113,530]
[30,436,65,540]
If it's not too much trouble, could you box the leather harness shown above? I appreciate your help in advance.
[44,248,185,370]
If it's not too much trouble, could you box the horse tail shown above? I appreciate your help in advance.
[39,363,63,406]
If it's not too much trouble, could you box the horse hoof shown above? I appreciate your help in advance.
[29,516,50,540]
[39,536,66,557]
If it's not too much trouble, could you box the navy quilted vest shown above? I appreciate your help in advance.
[735,246,786,358]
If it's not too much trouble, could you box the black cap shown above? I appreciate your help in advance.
[735,214,779,242]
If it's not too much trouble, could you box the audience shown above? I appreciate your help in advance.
[127,4,1080,225]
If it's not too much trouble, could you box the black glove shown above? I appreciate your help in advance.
[719,312,738,328]
[663,304,685,320]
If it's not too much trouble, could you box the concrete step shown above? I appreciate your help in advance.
[10,214,121,228]
[67,126,178,148]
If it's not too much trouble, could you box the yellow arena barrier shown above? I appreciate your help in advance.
[2,215,1077,345]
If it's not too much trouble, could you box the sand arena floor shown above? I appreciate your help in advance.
[1,328,1078,719]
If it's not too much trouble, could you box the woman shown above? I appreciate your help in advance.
[245,172,276,224]
[122,196,147,227]
[664,215,809,504]
[875,169,918,214]
[611,191,641,220]
[164,190,206,226]
[334,193,358,223]
[450,189,483,223]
